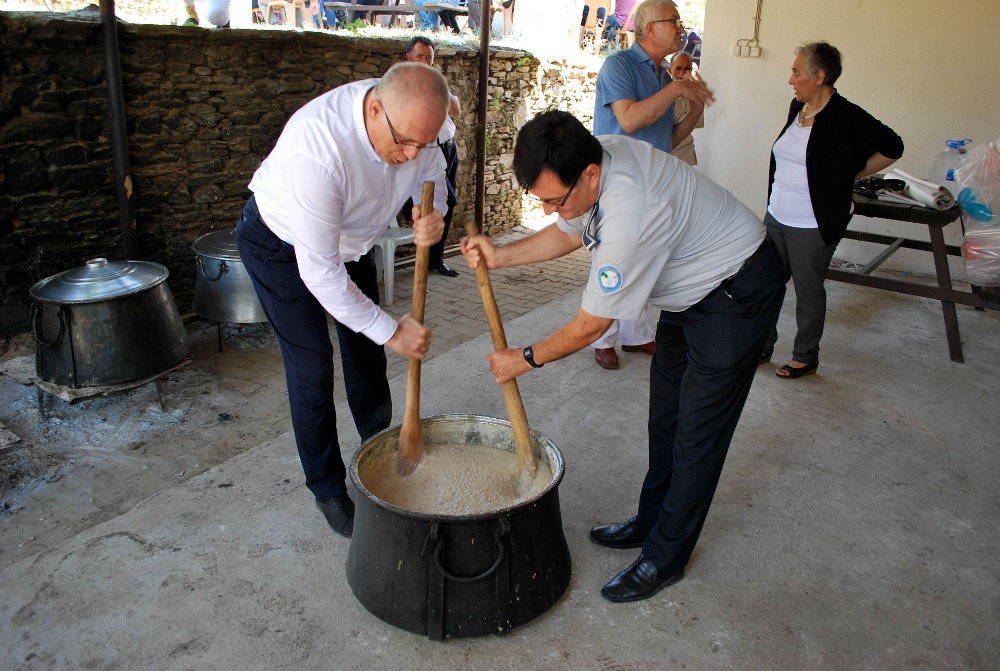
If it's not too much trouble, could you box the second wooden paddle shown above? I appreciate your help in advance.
[468,229,538,478]
[396,181,435,476]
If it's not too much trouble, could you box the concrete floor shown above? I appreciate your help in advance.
[1,264,999,669]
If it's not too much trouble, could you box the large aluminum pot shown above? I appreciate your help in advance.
[29,258,188,388]
[192,229,266,324]
[348,414,572,641]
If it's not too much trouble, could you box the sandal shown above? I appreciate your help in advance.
[776,361,818,379]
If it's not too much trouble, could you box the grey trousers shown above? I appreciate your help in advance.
[763,212,838,363]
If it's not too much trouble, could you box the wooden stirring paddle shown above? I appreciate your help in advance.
[396,181,435,476]
[469,225,539,479]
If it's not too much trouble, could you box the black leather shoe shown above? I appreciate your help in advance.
[601,555,684,603]
[430,260,459,277]
[589,515,646,549]
[315,494,355,538]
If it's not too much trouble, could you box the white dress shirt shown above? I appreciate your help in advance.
[249,78,448,345]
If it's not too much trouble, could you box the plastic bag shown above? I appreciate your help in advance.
[962,228,1000,287]
[953,140,1000,224]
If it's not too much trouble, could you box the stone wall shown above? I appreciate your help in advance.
[0,10,600,334]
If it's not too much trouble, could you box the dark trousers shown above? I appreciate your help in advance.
[431,138,459,263]
[235,197,391,501]
[349,0,380,23]
[762,212,838,363]
[637,238,785,573]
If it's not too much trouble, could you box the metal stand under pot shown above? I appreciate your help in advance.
[348,415,572,641]
[192,229,267,352]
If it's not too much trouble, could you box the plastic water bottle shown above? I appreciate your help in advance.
[930,138,973,186]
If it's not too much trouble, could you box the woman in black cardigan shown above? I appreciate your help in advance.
[763,42,904,378]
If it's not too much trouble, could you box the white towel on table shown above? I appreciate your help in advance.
[881,169,956,210]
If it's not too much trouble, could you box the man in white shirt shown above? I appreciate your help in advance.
[235,63,450,538]
[460,111,784,603]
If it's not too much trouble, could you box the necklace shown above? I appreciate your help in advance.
[798,98,829,127]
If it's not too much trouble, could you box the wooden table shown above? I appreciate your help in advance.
[827,195,999,363]
[324,2,418,25]
[324,2,467,25]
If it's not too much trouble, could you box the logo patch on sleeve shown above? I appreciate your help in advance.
[597,265,624,293]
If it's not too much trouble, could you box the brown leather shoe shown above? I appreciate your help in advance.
[622,341,656,355]
[594,347,619,369]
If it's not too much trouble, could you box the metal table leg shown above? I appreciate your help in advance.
[155,377,168,412]
[36,386,47,421]
[929,226,963,363]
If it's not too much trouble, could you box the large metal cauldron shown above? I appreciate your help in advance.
[29,258,188,388]
[348,414,571,641]
[192,229,266,324]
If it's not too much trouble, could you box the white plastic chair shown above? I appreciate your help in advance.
[371,221,415,305]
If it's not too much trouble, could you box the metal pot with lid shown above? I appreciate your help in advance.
[192,229,266,324]
[29,257,189,388]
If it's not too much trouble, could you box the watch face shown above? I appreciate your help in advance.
[524,346,539,367]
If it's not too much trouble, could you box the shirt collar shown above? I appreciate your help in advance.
[580,150,613,251]
[629,41,655,65]
[630,42,672,80]
[354,84,382,164]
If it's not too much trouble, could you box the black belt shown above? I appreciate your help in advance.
[718,234,773,291]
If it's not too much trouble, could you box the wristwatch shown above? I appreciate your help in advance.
[523,345,544,368]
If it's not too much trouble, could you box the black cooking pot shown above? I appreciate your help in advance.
[347,415,572,640]
[29,258,189,388]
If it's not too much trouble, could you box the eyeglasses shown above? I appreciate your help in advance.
[378,100,437,150]
[527,174,582,207]
[649,17,685,30]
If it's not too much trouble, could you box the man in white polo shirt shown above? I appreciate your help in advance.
[460,110,784,603]
[236,63,450,538]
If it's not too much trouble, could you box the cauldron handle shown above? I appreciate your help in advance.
[197,256,228,281]
[432,518,509,584]
[30,302,64,348]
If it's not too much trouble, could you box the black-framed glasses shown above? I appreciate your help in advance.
[527,174,582,207]
[378,100,437,150]
[649,17,685,30]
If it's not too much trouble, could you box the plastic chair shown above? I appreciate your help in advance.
[265,0,306,26]
[581,0,611,54]
[372,221,415,305]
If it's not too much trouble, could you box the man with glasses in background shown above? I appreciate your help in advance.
[403,37,463,277]
[235,63,449,540]
[589,0,715,370]
[460,110,784,603]
[667,51,704,166]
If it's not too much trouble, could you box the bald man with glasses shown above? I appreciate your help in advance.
[235,63,450,539]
